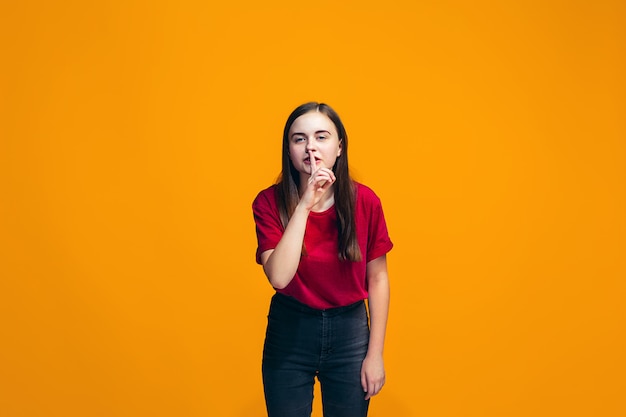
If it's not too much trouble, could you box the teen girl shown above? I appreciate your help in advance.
[253,102,393,417]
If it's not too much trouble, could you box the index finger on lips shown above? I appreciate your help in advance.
[309,151,317,175]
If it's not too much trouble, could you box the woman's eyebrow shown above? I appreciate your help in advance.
[290,130,332,138]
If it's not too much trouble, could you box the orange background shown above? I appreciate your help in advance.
[1,1,625,416]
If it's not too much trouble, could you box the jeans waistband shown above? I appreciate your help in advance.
[272,292,365,317]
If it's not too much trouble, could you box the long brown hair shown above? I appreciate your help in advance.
[276,102,362,262]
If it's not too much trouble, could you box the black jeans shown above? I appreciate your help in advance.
[262,293,370,417]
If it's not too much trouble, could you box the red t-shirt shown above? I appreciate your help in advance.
[252,182,393,309]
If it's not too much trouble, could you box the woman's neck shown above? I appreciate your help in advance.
[311,191,335,212]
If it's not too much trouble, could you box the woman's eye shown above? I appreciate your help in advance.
[294,137,305,143]
[317,136,326,140]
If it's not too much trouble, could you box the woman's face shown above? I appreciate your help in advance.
[288,111,342,177]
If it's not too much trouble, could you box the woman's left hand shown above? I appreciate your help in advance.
[361,354,385,400]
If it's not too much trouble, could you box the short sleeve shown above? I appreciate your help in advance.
[360,185,393,262]
[252,186,284,264]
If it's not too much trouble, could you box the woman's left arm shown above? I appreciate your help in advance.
[361,254,390,400]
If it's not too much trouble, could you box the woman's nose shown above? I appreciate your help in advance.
[305,139,316,150]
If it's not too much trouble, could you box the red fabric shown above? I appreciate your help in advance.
[252,182,393,309]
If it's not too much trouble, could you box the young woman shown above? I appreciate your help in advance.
[252,102,393,417]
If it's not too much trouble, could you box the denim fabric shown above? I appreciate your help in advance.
[262,293,370,417]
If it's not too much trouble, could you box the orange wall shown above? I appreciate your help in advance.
[1,1,625,416]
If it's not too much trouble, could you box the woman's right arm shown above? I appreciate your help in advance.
[260,204,311,289]
[260,156,335,289]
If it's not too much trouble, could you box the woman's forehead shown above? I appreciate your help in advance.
[290,111,336,134]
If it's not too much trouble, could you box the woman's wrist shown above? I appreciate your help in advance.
[365,347,384,359]
[294,201,312,215]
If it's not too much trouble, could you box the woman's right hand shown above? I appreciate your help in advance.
[299,153,336,211]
